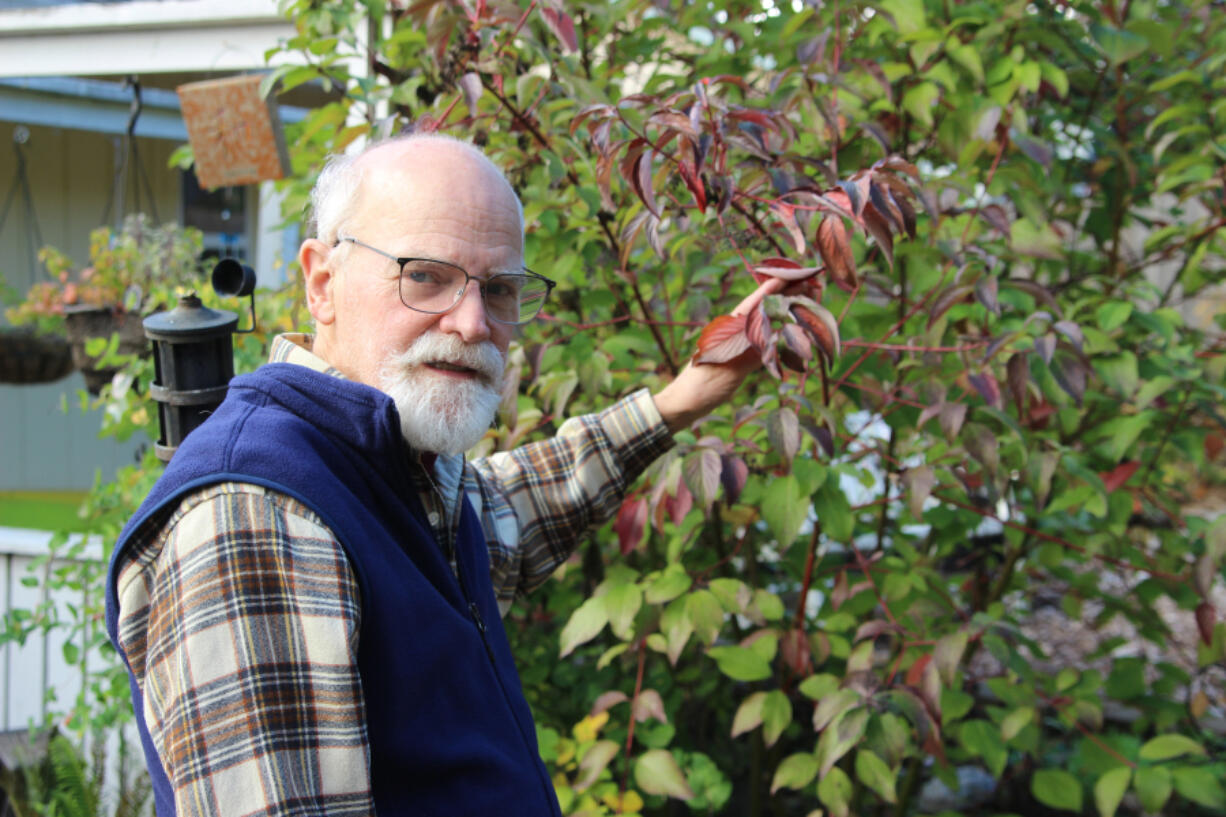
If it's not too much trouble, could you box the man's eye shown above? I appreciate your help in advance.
[485,279,520,299]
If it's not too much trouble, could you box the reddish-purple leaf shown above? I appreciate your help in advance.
[1053,355,1088,406]
[591,690,629,715]
[633,689,669,723]
[1006,353,1029,414]
[796,31,828,65]
[853,58,893,102]
[860,203,895,268]
[693,314,751,364]
[927,284,973,328]
[980,204,1011,234]
[720,455,749,503]
[881,156,921,180]
[918,401,943,429]
[781,323,812,361]
[677,160,707,212]
[888,187,917,239]
[665,479,693,526]
[614,496,648,555]
[1034,334,1056,364]
[746,303,773,356]
[647,110,698,137]
[570,103,615,136]
[634,149,660,217]
[939,402,967,441]
[1053,319,1084,352]
[539,6,579,52]
[1195,602,1216,647]
[869,182,903,234]
[753,257,821,281]
[1006,279,1062,314]
[969,371,1003,409]
[903,465,936,519]
[766,407,801,463]
[780,627,812,676]
[684,448,722,509]
[791,303,840,360]
[975,276,1000,316]
[1100,461,1140,494]
[458,72,483,117]
[771,202,806,253]
[816,216,857,289]
[854,619,899,643]
[831,570,850,611]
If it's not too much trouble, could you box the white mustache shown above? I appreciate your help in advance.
[385,332,505,384]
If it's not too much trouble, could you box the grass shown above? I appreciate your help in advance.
[0,491,90,532]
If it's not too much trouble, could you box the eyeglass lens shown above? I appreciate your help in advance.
[398,260,548,324]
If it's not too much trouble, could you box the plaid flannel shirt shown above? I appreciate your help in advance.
[114,334,672,817]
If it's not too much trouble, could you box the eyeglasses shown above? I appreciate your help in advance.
[338,236,555,325]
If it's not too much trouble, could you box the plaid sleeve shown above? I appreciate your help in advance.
[469,388,673,607]
[115,483,372,817]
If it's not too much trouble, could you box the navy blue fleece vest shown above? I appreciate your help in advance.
[105,364,562,817]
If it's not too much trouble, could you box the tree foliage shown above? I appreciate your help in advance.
[7,0,1226,815]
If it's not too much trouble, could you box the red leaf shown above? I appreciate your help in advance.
[780,627,812,676]
[968,371,1002,410]
[927,284,973,328]
[905,653,932,688]
[815,215,857,290]
[1100,461,1140,494]
[771,202,806,253]
[677,160,707,212]
[791,303,840,361]
[665,479,693,526]
[720,455,748,503]
[831,570,850,611]
[539,7,579,52]
[1195,602,1216,647]
[746,303,773,356]
[860,203,895,268]
[693,313,751,364]
[1006,353,1029,415]
[614,496,648,555]
[634,149,660,217]
[781,323,812,361]
[752,257,821,281]
[591,690,629,715]
[980,204,1011,234]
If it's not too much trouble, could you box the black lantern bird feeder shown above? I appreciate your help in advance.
[143,260,256,462]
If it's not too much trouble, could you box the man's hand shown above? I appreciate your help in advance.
[653,277,787,434]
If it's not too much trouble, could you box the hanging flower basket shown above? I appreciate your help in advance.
[62,305,148,395]
[0,328,73,385]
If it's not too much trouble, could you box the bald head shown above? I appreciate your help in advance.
[310,134,523,247]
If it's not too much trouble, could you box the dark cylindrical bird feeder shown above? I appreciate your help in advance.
[143,259,256,462]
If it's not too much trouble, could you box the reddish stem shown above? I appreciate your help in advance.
[621,639,647,796]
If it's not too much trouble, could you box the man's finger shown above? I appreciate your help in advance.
[730,277,787,317]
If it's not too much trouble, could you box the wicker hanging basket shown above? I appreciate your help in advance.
[0,328,74,385]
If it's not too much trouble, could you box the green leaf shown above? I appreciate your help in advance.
[855,748,897,804]
[752,588,785,621]
[1094,767,1130,817]
[635,749,694,800]
[1091,23,1149,64]
[1096,352,1138,397]
[560,595,608,657]
[817,766,853,817]
[933,630,968,685]
[1134,765,1172,813]
[941,689,974,723]
[1095,301,1133,332]
[799,674,840,700]
[813,478,854,541]
[1000,707,1034,741]
[1171,766,1226,810]
[707,645,772,681]
[575,740,620,791]
[731,692,766,738]
[686,589,725,645]
[762,474,809,547]
[605,582,642,640]
[761,690,792,747]
[645,565,692,604]
[1138,733,1206,762]
[902,81,941,130]
[958,720,1007,778]
[816,707,869,778]
[1032,769,1084,812]
[771,752,818,794]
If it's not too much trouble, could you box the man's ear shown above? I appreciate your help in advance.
[300,238,338,325]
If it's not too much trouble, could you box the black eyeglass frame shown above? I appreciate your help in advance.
[336,235,556,325]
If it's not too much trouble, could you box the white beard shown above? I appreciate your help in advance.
[378,332,505,455]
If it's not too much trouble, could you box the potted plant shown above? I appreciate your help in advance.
[5,215,207,394]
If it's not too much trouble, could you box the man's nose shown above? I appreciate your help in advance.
[438,283,492,343]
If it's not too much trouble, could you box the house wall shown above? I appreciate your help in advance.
[1,123,178,492]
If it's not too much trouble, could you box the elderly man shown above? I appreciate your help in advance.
[105,135,768,817]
